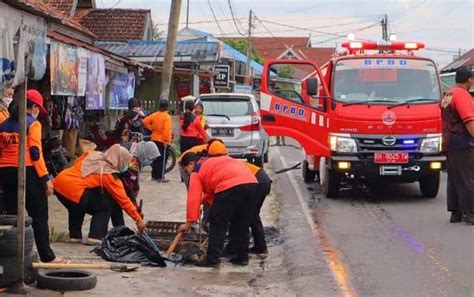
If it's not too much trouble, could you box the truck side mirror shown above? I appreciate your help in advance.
[306,77,318,96]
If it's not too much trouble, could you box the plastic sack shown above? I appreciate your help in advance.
[93,226,166,267]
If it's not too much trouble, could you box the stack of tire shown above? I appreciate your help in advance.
[0,215,38,287]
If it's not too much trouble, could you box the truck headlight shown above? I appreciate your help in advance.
[329,134,357,153]
[420,135,442,153]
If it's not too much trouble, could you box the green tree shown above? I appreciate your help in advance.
[277,65,295,79]
[223,39,264,64]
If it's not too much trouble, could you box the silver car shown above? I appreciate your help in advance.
[196,93,269,167]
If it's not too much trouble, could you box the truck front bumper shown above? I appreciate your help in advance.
[329,155,446,182]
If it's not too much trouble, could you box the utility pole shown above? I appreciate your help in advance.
[245,9,253,85]
[160,0,182,101]
[381,14,388,41]
[185,0,190,28]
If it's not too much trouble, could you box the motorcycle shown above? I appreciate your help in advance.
[42,135,69,177]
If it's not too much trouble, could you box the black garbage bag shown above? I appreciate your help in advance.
[93,226,166,267]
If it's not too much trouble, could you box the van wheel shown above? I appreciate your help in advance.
[302,160,316,183]
[419,172,440,198]
[319,157,341,198]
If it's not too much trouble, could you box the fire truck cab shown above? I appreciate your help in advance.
[260,39,446,198]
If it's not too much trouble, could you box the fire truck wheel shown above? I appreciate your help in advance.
[320,157,341,198]
[419,172,440,198]
[302,160,316,183]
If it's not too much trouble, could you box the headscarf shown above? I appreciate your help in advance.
[81,144,133,177]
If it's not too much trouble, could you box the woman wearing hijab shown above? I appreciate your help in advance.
[53,144,146,245]
[0,90,65,263]
[179,100,209,154]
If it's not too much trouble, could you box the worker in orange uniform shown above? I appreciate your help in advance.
[0,87,14,124]
[177,138,226,188]
[53,144,146,244]
[143,99,172,182]
[178,152,258,267]
[0,90,65,263]
[179,100,209,153]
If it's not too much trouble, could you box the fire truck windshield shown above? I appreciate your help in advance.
[333,58,441,105]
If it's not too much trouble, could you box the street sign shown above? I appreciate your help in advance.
[234,84,252,94]
[214,65,230,88]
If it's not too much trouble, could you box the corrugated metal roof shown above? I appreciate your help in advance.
[441,48,474,73]
[96,40,219,62]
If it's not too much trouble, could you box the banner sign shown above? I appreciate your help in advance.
[108,72,135,110]
[85,52,106,110]
[214,65,230,88]
[50,41,80,96]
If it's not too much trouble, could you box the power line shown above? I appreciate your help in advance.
[316,22,380,44]
[208,0,225,35]
[227,0,246,36]
[253,13,292,51]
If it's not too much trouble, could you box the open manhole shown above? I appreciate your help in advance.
[146,221,208,252]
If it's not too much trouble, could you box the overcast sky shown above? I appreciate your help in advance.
[100,0,473,67]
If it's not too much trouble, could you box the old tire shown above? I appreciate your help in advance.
[0,215,34,257]
[302,160,316,183]
[0,252,39,287]
[419,172,440,198]
[37,270,97,291]
[319,157,341,198]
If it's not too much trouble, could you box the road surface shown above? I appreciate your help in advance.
[271,142,473,297]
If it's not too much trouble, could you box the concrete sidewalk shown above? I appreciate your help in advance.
[4,162,288,296]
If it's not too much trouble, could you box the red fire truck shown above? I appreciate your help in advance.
[260,40,445,198]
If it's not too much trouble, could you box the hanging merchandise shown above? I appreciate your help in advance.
[108,72,135,110]
[0,2,47,89]
[50,96,84,131]
[86,52,106,110]
[50,41,80,96]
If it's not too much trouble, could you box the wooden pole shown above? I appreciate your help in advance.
[10,80,27,294]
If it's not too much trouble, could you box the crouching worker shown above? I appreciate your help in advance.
[226,163,272,255]
[53,144,146,245]
[178,152,258,267]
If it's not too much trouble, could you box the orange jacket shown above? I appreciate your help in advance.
[245,162,261,175]
[53,153,142,223]
[186,156,258,222]
[0,108,9,125]
[177,144,208,162]
[0,115,49,181]
[179,116,208,140]
[143,111,172,144]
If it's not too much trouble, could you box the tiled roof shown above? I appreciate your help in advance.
[222,36,334,66]
[96,40,219,62]
[441,48,474,73]
[5,0,95,38]
[42,0,75,17]
[78,9,151,42]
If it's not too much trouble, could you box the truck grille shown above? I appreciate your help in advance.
[353,134,424,152]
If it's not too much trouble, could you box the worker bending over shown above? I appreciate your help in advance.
[53,144,145,245]
[178,153,258,267]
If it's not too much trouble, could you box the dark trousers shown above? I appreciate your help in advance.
[206,183,258,263]
[152,141,168,180]
[56,189,122,240]
[447,148,474,215]
[229,170,272,252]
[180,136,200,154]
[1,167,56,262]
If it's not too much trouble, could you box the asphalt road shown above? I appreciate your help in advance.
[271,143,473,297]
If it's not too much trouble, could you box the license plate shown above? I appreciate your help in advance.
[211,128,234,137]
[374,152,409,164]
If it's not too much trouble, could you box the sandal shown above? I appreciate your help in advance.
[68,238,82,244]
[85,238,102,246]
[48,258,71,264]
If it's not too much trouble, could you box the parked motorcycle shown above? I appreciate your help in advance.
[42,135,69,177]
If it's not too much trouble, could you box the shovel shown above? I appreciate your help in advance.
[166,231,183,258]
[32,262,140,272]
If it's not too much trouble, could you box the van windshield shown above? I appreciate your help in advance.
[200,97,252,116]
[333,58,441,104]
